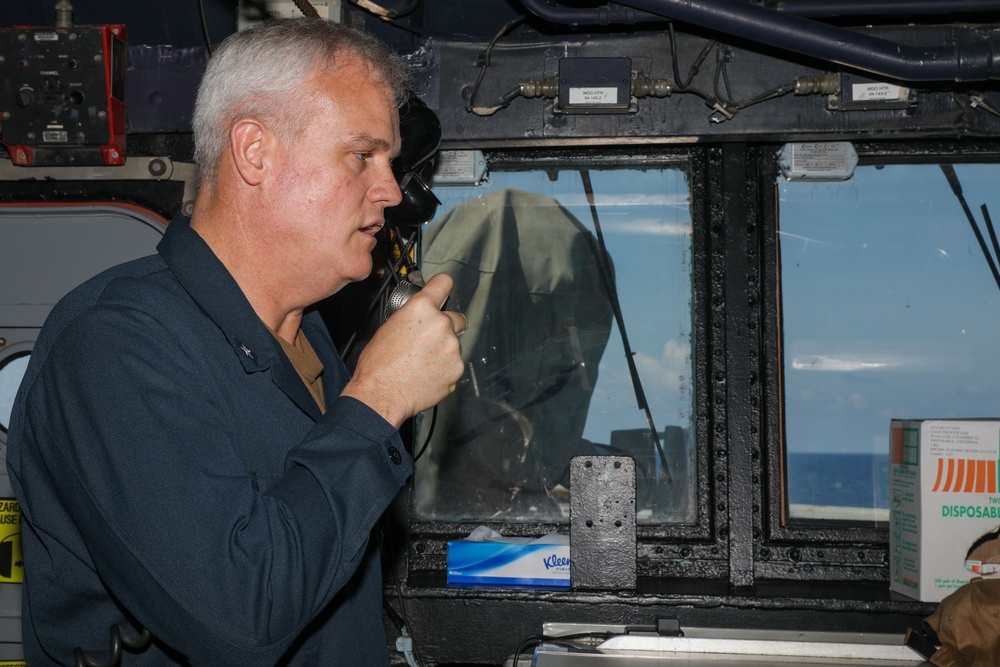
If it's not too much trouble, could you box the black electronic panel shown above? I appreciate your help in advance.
[0,24,127,166]
[556,57,634,115]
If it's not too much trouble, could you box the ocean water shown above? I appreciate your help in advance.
[786,452,890,509]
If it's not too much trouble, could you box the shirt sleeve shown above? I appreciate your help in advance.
[14,297,412,663]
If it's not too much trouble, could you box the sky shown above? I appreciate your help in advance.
[779,162,1000,456]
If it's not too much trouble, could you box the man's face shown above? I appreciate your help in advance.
[265,57,402,300]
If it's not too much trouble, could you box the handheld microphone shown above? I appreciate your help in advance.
[383,280,422,323]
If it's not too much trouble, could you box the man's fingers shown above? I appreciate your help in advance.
[398,273,464,335]
[449,311,469,336]
[419,272,455,309]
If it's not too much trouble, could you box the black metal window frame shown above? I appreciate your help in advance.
[402,144,718,582]
[760,139,1000,582]
[400,139,1000,593]
[385,141,971,666]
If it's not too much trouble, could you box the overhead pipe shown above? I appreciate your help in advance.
[517,0,1000,24]
[518,0,1000,83]
[516,0,663,25]
[773,0,1000,19]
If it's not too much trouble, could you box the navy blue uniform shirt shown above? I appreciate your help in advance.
[6,216,413,665]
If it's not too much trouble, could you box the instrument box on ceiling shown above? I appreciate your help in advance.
[0,24,126,167]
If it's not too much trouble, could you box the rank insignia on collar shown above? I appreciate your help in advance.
[236,340,255,362]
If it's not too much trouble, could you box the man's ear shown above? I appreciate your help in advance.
[230,118,269,186]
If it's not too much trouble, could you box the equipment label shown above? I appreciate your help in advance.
[569,87,619,105]
[852,82,906,101]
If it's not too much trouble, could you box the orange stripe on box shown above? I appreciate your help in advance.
[955,459,966,492]
[964,460,976,492]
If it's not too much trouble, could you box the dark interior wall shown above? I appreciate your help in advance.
[6,0,234,46]
[9,1,1000,146]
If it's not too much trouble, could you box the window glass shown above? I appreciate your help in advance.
[778,162,1000,522]
[0,353,29,433]
[414,163,696,525]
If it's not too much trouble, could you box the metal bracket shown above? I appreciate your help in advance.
[570,455,636,590]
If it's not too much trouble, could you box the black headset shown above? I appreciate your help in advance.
[385,93,443,229]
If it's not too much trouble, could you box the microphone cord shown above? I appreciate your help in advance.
[74,624,152,667]
[578,169,672,482]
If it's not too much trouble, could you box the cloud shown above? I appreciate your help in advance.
[606,218,692,237]
[594,338,692,409]
[561,192,691,208]
[633,339,691,391]
[791,354,892,371]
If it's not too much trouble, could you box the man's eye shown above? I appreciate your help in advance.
[355,152,371,162]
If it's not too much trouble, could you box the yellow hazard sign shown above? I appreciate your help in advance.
[0,500,23,584]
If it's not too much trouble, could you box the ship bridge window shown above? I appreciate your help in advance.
[778,162,1000,524]
[415,161,697,525]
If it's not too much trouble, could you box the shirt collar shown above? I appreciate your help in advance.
[157,215,278,373]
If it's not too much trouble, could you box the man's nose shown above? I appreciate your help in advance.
[375,164,404,207]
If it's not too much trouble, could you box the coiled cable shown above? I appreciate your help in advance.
[74,624,153,667]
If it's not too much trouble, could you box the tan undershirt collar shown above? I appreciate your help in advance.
[270,327,326,413]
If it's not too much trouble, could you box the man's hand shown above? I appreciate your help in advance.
[342,273,467,428]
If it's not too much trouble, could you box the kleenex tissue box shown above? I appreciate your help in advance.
[447,526,570,589]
